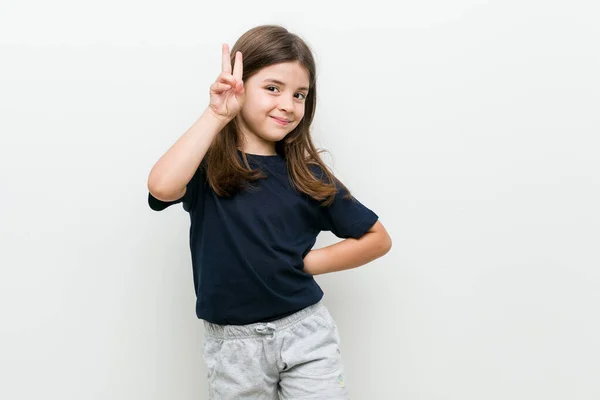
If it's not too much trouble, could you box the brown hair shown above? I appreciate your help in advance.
[204,24,351,206]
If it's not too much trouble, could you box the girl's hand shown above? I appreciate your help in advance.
[208,44,245,122]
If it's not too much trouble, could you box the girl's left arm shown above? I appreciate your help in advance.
[303,220,392,275]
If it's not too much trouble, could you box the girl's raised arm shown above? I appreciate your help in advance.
[147,44,245,201]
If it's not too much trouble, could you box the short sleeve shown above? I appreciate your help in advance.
[317,174,379,239]
[148,161,206,212]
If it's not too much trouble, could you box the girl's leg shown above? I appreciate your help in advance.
[277,304,350,399]
[203,322,280,400]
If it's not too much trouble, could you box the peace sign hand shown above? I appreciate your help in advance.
[208,44,245,122]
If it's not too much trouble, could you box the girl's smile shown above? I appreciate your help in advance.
[270,116,291,126]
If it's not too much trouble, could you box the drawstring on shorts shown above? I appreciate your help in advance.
[255,322,276,340]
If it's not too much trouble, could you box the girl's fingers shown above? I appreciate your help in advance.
[217,73,237,87]
[232,51,243,80]
[210,82,231,93]
[235,80,244,94]
[221,44,232,74]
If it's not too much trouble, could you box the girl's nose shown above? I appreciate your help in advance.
[278,96,294,112]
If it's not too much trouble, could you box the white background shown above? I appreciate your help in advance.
[1,0,599,399]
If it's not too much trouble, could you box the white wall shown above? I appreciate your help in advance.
[1,0,599,399]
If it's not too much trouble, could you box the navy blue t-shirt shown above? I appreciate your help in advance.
[148,151,378,325]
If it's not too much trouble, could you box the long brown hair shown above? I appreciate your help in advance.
[204,24,351,206]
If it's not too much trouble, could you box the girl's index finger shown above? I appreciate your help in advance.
[232,51,243,80]
[222,44,232,74]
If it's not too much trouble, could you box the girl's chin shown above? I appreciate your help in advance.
[260,126,294,139]
[243,123,294,142]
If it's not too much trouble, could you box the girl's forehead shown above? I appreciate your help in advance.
[252,62,310,87]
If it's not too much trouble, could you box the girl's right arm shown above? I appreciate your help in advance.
[147,44,245,201]
[147,109,228,201]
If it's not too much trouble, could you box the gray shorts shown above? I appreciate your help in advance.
[202,301,350,399]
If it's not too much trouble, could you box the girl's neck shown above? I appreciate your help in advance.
[238,135,277,156]
[239,147,276,156]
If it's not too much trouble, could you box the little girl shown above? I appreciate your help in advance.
[148,24,392,400]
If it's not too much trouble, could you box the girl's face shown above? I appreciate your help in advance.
[237,61,310,151]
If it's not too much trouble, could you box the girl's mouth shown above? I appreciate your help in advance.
[270,116,290,126]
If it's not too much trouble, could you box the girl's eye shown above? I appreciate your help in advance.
[266,86,307,100]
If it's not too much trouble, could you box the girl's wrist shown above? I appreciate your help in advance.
[203,107,233,127]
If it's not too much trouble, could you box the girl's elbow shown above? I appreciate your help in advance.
[381,233,392,255]
[367,220,392,256]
